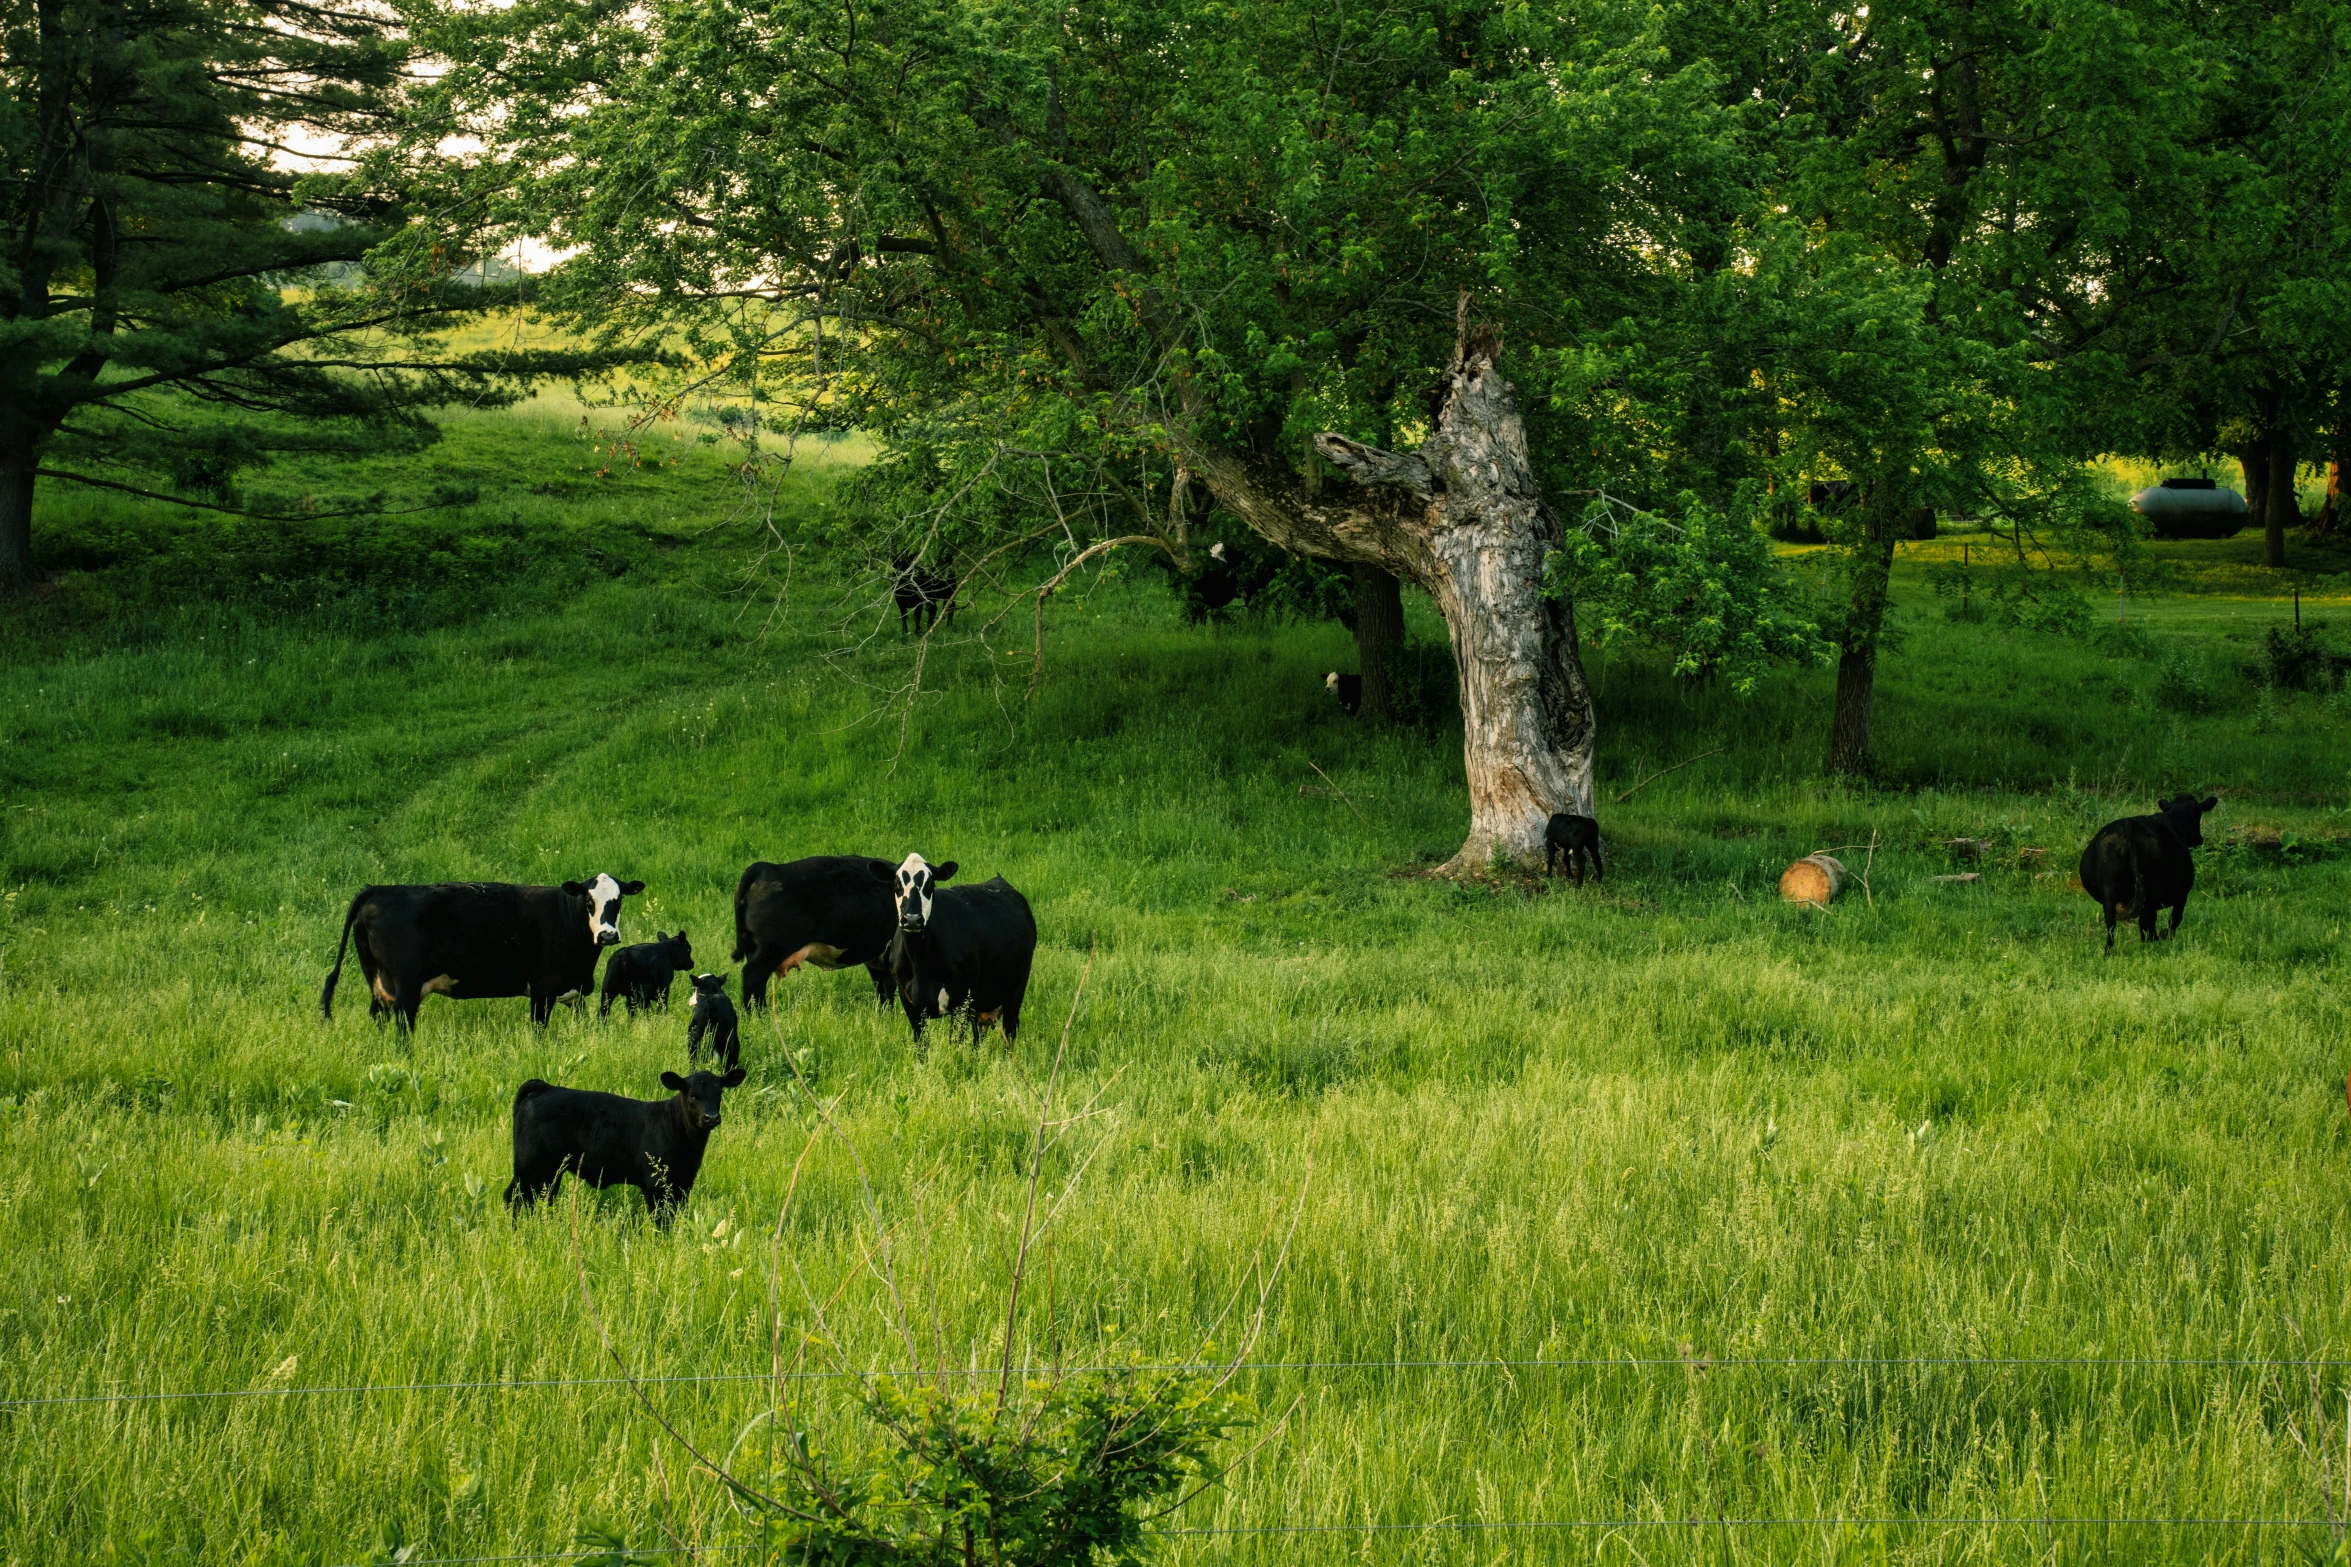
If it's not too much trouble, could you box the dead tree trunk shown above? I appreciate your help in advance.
[1296,332,1595,874]
[1350,562,1403,721]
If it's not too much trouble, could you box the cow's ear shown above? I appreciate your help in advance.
[561,880,587,896]
[934,861,959,882]
[721,1068,747,1088]
[676,926,687,939]
[656,931,668,942]
[661,1071,687,1092]
[619,879,646,895]
[2200,796,2218,813]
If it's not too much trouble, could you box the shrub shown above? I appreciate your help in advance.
[2261,623,2346,692]
[2154,653,2218,714]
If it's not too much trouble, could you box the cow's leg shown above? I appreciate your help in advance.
[1589,841,1604,883]
[739,946,788,1012]
[866,959,895,1007]
[1570,849,1586,889]
[530,988,556,1027]
[2138,902,2160,943]
[2104,902,2121,953]
[598,986,614,1019]
[507,1165,562,1209]
[392,980,423,1035]
[2169,898,2188,936]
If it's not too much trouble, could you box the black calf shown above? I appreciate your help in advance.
[686,973,740,1071]
[600,929,693,1017]
[1544,814,1604,886]
[505,1068,745,1223]
[2080,793,2217,952]
[892,555,958,634]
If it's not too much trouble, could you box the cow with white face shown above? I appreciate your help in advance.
[881,854,1036,1049]
[892,853,959,933]
[322,874,646,1031]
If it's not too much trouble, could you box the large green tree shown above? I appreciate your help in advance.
[0,0,616,589]
[413,0,1824,871]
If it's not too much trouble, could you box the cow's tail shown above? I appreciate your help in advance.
[319,888,373,1021]
[2129,854,2147,923]
[730,863,759,962]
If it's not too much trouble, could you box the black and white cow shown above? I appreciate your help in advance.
[2079,793,2218,951]
[731,856,900,1011]
[505,1067,744,1223]
[600,928,693,1017]
[882,853,1037,1047]
[320,875,645,1030]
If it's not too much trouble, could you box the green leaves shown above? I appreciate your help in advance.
[1547,492,1828,692]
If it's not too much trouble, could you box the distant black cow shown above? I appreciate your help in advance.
[2079,793,2218,952]
[732,856,900,1011]
[600,928,693,1017]
[686,972,740,1071]
[1544,813,1604,886]
[883,853,1037,1047]
[321,875,645,1030]
[505,1067,745,1222]
[1808,479,1857,510]
[1326,671,1363,714]
[892,554,958,634]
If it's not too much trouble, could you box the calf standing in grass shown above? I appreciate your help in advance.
[600,929,693,1017]
[1544,813,1604,886]
[505,1068,745,1222]
[2080,793,2218,951]
[686,972,740,1071]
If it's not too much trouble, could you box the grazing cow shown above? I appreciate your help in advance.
[892,554,958,634]
[731,856,900,1010]
[600,928,693,1017]
[1544,813,1604,886]
[504,1067,745,1222]
[1808,479,1857,510]
[2079,793,2218,951]
[883,853,1038,1047]
[1326,671,1363,715]
[321,875,645,1030]
[686,972,740,1071]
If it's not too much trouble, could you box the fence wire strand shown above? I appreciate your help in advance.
[12,1353,2348,1411]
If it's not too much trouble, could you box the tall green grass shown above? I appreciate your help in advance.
[4,422,2350,1565]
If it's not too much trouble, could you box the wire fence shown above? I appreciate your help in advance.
[317,1517,2349,1567]
[10,1352,2349,1410]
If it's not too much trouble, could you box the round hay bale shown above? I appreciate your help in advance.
[1779,854,1847,907]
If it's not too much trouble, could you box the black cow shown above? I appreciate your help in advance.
[883,853,1037,1047]
[686,972,741,1071]
[1544,813,1604,885]
[600,929,693,1017]
[2080,793,2218,951]
[731,856,900,1010]
[892,554,958,634]
[321,875,645,1030]
[1326,671,1363,714]
[505,1067,745,1222]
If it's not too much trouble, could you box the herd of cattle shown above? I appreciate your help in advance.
[318,853,1035,1219]
[310,792,2217,1221]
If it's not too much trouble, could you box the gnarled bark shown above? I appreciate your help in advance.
[1825,505,1897,778]
[1179,333,1596,876]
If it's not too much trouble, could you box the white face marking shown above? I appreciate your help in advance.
[1209,541,1226,561]
[1325,671,1339,691]
[585,873,622,945]
[937,988,950,1012]
[894,853,935,931]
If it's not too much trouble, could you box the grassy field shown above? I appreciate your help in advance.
[4,409,2351,1566]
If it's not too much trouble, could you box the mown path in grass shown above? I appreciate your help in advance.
[3,433,2349,1564]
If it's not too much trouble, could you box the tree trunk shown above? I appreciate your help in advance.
[2235,442,2270,533]
[1825,506,1897,778]
[2262,425,2294,568]
[1350,562,1403,721]
[2320,402,2345,537]
[0,462,34,591]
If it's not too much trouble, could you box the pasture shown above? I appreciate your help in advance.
[4,405,2351,1565]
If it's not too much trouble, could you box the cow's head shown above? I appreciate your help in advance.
[690,971,726,995]
[2157,794,2220,846]
[561,874,645,946]
[892,853,959,934]
[663,928,693,966]
[661,1066,745,1132]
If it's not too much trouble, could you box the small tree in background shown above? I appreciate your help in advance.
[0,0,639,592]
